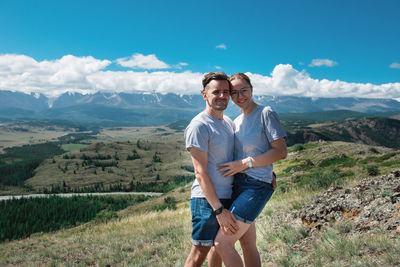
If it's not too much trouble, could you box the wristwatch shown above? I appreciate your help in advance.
[213,206,224,215]
[247,157,253,168]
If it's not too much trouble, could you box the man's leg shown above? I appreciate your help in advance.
[239,223,261,267]
[184,245,211,267]
[206,197,235,267]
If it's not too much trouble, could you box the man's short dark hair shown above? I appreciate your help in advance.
[229,73,253,88]
[202,72,230,91]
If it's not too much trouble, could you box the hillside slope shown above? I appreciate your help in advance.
[2,141,400,266]
[26,137,193,192]
[286,117,400,148]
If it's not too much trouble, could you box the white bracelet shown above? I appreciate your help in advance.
[247,157,253,168]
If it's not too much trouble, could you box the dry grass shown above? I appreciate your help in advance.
[96,126,183,144]
[0,208,192,267]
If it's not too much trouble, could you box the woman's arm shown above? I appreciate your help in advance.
[217,137,287,177]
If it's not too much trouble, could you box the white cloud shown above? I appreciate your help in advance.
[0,54,110,98]
[216,44,227,50]
[309,59,338,67]
[87,70,203,95]
[174,62,189,69]
[116,53,170,69]
[247,64,400,99]
[215,66,222,70]
[390,62,400,69]
[1,54,400,100]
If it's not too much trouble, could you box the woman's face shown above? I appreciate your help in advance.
[230,78,253,109]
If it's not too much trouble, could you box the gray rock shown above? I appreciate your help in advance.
[295,169,400,234]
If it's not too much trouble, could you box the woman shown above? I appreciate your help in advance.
[214,73,287,267]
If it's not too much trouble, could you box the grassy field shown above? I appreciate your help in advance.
[0,122,68,153]
[61,143,89,152]
[1,141,399,266]
[96,125,182,143]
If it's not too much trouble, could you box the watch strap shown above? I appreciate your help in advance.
[213,206,224,215]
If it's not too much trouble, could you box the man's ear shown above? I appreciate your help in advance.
[201,89,207,100]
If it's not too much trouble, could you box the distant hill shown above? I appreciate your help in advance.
[392,114,400,120]
[164,111,400,149]
[280,110,369,122]
[286,117,400,148]
[1,90,400,125]
[279,110,373,131]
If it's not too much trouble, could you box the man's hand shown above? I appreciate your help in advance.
[216,209,239,235]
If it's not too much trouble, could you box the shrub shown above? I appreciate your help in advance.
[367,165,379,176]
[292,144,305,152]
[152,152,162,163]
[95,210,118,223]
[294,170,346,190]
[152,196,177,211]
[318,154,356,168]
[181,165,194,172]
[369,147,379,154]
[127,149,141,160]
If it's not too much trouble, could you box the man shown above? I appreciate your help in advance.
[184,72,239,267]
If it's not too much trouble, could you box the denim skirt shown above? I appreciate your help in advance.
[229,173,274,224]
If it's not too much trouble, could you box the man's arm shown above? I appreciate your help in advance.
[189,147,238,235]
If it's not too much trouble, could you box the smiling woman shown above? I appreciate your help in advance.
[211,73,287,267]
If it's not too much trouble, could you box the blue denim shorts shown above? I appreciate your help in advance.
[230,173,274,224]
[190,198,232,247]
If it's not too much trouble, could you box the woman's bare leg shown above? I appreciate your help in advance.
[214,220,251,267]
[239,223,261,267]
[207,223,259,267]
[207,247,222,267]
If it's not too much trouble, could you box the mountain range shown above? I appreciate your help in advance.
[1,90,400,125]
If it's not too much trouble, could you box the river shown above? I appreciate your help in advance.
[0,191,163,201]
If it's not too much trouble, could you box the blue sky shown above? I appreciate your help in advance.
[0,0,399,99]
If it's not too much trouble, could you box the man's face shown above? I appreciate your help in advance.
[202,80,230,111]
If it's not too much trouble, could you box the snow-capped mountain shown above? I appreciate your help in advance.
[1,90,400,125]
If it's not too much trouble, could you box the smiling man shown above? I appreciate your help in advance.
[184,72,238,267]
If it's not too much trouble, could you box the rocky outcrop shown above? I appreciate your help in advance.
[296,170,400,233]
